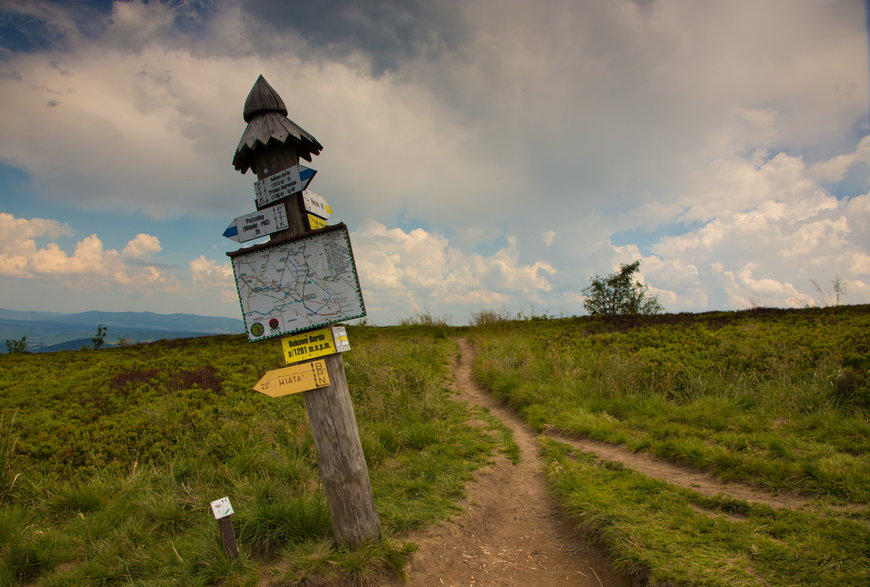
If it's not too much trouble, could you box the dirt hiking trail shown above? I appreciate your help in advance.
[391,337,827,585]
[393,338,628,586]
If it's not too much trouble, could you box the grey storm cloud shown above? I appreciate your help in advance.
[0,0,112,54]
[238,0,468,76]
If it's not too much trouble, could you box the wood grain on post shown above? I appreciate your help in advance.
[218,517,239,559]
[305,353,380,547]
[233,75,380,547]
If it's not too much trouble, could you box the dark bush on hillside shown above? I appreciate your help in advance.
[582,260,663,316]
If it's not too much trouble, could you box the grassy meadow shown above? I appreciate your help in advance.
[0,326,512,585]
[471,305,870,585]
[1,305,868,585]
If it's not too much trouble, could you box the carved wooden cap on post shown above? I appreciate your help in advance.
[232,75,324,174]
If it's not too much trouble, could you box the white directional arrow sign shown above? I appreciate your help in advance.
[254,164,316,209]
[302,190,332,220]
[223,205,289,243]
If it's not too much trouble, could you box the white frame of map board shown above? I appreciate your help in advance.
[228,223,366,342]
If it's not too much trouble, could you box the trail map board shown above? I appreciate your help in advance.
[229,223,366,341]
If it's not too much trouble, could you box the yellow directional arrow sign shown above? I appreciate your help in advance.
[253,359,330,398]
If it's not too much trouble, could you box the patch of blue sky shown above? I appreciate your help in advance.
[472,235,511,257]
[394,209,437,235]
[0,162,29,197]
[392,209,512,257]
[0,162,224,267]
[827,164,870,200]
[610,220,704,256]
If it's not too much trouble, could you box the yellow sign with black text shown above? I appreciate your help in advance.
[253,359,330,397]
[307,214,328,230]
[282,327,338,364]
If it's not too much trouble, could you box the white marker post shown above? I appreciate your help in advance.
[210,497,238,559]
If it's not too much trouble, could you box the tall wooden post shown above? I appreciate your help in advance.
[232,75,380,547]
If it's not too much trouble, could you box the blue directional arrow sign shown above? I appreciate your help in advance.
[254,164,317,210]
[223,205,289,243]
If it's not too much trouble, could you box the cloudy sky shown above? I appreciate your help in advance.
[1,0,868,325]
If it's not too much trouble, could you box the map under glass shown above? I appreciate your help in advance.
[229,224,366,342]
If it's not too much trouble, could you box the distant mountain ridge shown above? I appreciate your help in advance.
[0,309,244,352]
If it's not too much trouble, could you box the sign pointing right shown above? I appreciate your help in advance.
[254,164,317,209]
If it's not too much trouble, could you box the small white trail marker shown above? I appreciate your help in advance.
[209,496,238,559]
[210,497,235,519]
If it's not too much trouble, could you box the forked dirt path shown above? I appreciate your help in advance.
[444,338,819,512]
[393,337,835,585]
[394,339,628,586]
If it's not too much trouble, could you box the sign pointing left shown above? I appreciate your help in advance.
[253,359,330,397]
[223,205,289,242]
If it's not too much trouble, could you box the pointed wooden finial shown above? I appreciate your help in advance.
[243,75,287,122]
[233,75,323,174]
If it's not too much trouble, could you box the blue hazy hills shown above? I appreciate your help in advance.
[0,309,244,352]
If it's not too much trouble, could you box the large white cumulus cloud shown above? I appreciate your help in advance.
[0,0,867,320]
[613,146,870,311]
[0,212,178,290]
[352,220,557,320]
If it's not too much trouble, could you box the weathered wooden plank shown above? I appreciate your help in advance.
[304,353,380,546]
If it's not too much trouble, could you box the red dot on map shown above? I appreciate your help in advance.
[269,318,280,329]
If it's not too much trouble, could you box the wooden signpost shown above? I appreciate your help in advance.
[225,75,380,548]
